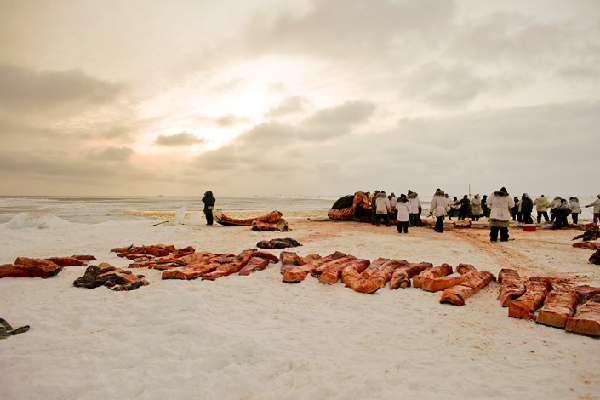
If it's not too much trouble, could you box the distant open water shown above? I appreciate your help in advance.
[0,196,340,225]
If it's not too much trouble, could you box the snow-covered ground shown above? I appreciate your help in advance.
[1,213,599,400]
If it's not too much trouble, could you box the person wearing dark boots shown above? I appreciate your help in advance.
[396,194,410,233]
[487,187,515,242]
[459,195,470,220]
[569,197,581,224]
[520,193,534,224]
[534,194,551,223]
[202,191,215,225]
[430,189,447,233]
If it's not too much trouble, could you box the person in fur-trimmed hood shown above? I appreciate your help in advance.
[430,189,447,233]
[407,191,421,226]
[486,187,515,242]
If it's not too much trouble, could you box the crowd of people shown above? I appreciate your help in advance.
[202,189,600,241]
[368,190,423,233]
[365,189,600,243]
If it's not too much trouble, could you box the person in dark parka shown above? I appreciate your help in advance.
[202,191,215,226]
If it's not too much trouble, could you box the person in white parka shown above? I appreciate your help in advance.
[396,194,411,233]
[407,191,421,226]
[585,195,600,224]
[430,189,447,233]
[486,187,515,242]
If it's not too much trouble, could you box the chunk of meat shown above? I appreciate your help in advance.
[422,274,469,293]
[161,262,219,280]
[319,259,369,284]
[566,295,600,336]
[390,262,433,289]
[440,271,495,306]
[535,290,579,328]
[508,279,549,320]
[573,285,600,303]
[342,258,405,294]
[413,264,453,289]
[201,251,256,280]
[498,269,526,307]
[0,258,62,278]
[282,251,346,283]
[238,256,270,276]
[311,255,357,278]
[73,263,148,291]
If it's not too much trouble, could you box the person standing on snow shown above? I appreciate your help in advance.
[396,194,411,233]
[430,189,447,233]
[533,194,551,224]
[487,187,515,242]
[470,194,483,221]
[374,191,391,227]
[569,197,581,224]
[585,195,600,224]
[408,191,421,226]
[202,191,216,226]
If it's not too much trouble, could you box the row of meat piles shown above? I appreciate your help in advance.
[280,251,495,305]
[499,269,600,336]
[112,244,278,281]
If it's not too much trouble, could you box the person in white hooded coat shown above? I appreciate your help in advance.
[487,187,515,242]
[396,194,411,233]
[430,189,447,233]
[407,191,421,226]
[586,195,600,224]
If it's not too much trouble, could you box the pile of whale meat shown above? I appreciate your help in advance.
[0,255,96,278]
[256,237,302,249]
[499,268,600,336]
[73,263,149,291]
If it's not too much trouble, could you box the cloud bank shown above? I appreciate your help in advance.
[0,0,598,198]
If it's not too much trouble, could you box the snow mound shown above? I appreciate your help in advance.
[2,212,73,230]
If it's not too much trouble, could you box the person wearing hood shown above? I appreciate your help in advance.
[407,191,421,226]
[585,195,600,224]
[486,187,515,242]
[533,194,551,223]
[370,190,380,225]
[448,197,460,220]
[458,195,471,220]
[389,192,398,209]
[481,195,489,218]
[520,193,534,224]
[511,197,519,221]
[552,198,571,229]
[396,194,411,233]
[374,191,391,226]
[202,191,216,226]
[470,195,483,221]
[569,197,581,224]
[549,196,561,222]
[430,189,447,233]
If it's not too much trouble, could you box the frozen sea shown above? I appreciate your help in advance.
[0,196,340,225]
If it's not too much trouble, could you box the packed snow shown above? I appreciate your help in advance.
[1,214,599,399]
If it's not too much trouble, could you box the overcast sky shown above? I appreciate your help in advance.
[1,0,599,199]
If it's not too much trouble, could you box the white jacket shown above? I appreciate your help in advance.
[487,191,515,221]
[569,200,581,214]
[408,196,420,214]
[375,194,391,214]
[586,198,600,214]
[430,191,447,217]
[396,201,411,222]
